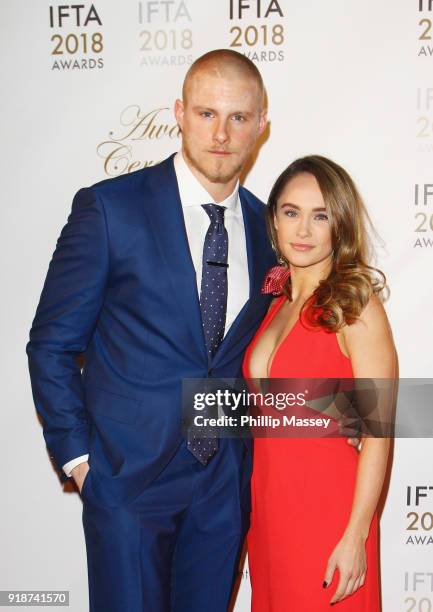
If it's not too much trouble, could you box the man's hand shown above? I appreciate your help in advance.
[347,437,362,451]
[71,462,90,494]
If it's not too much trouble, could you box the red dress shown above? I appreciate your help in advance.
[243,295,380,611]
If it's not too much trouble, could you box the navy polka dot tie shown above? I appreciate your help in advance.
[186,204,228,464]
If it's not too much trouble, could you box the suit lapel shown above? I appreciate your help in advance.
[211,188,273,364]
[143,155,207,363]
[241,187,265,299]
[142,156,273,368]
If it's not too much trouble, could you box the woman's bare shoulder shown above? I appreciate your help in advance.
[344,294,390,337]
[342,294,396,376]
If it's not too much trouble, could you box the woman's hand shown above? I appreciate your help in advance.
[323,532,367,605]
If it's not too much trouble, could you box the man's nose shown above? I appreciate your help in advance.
[213,120,229,144]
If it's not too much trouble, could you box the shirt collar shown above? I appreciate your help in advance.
[173,150,239,211]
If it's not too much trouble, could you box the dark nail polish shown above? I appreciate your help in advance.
[323,581,328,588]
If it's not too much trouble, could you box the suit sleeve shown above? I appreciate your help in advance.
[26,187,109,477]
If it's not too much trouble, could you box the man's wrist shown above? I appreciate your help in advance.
[63,454,89,477]
[71,462,89,483]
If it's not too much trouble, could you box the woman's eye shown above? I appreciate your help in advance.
[284,210,297,217]
[315,213,328,221]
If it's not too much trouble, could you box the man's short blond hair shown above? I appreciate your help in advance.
[182,49,265,110]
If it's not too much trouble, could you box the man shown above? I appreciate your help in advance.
[27,49,276,611]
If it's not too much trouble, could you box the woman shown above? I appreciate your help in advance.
[243,155,396,610]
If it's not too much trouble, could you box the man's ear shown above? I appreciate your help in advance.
[174,99,184,129]
[258,109,268,135]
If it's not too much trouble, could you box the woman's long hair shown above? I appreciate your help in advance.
[267,155,387,332]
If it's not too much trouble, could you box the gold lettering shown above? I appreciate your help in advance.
[109,106,180,141]
[96,105,181,176]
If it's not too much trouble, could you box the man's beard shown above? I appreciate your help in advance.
[183,142,244,184]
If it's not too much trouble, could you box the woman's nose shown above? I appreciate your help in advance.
[296,216,312,238]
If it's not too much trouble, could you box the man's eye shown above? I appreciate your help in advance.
[233,115,245,121]
[201,112,213,118]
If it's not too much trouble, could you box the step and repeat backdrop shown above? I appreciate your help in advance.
[1,1,432,611]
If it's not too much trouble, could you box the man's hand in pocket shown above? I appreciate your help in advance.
[71,462,90,494]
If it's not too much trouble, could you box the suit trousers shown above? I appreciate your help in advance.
[81,438,251,612]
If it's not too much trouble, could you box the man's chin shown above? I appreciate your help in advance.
[201,162,243,184]
[205,171,238,184]
[184,149,243,185]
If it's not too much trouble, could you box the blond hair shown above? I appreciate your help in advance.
[182,49,265,109]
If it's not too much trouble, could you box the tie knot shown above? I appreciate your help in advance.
[202,203,226,225]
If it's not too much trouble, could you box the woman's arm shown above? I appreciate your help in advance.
[325,294,397,605]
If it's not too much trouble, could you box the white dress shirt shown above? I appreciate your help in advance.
[63,150,249,477]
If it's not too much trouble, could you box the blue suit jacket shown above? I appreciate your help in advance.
[26,154,275,505]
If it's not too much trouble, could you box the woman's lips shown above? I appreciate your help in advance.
[290,243,315,251]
